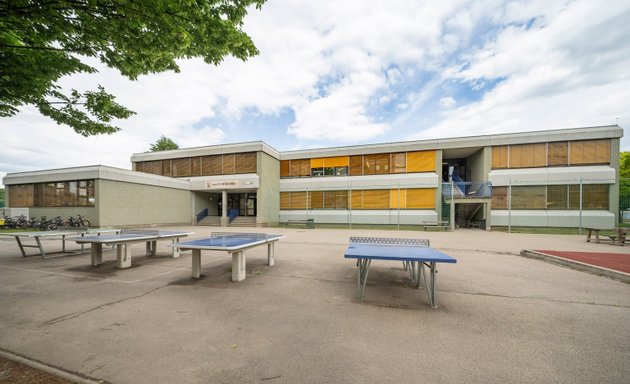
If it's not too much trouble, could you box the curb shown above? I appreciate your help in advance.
[0,349,106,384]
[520,250,630,284]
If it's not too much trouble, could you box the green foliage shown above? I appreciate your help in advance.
[150,135,179,151]
[620,152,630,178]
[0,0,265,136]
[619,152,630,213]
[0,188,4,208]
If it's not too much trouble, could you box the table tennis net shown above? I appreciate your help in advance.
[211,232,270,240]
[350,237,430,247]
[121,229,160,236]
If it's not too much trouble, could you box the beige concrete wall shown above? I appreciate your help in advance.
[257,152,280,226]
[468,147,490,182]
[98,179,191,227]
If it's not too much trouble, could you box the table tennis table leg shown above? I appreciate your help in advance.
[191,249,201,278]
[427,262,437,308]
[116,244,132,269]
[146,241,157,256]
[171,238,181,258]
[91,243,103,266]
[267,242,275,266]
[357,258,371,299]
[232,251,246,282]
[15,237,28,258]
[35,236,48,259]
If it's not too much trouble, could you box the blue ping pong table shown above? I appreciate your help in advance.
[344,237,457,308]
[71,230,193,269]
[170,232,285,282]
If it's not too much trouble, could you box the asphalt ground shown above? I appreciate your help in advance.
[0,227,628,384]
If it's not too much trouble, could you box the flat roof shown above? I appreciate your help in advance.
[3,165,190,189]
[130,141,280,162]
[129,125,622,162]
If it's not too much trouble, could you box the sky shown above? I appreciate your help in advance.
[1,0,629,188]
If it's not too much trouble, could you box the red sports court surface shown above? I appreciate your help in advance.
[536,250,630,274]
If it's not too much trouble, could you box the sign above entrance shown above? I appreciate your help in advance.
[205,180,256,190]
[206,180,239,189]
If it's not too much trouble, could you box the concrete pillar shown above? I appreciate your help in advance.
[232,251,246,281]
[221,190,228,226]
[116,244,132,269]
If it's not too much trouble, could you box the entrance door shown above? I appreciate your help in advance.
[227,193,257,217]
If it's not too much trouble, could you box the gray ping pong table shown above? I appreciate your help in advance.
[169,232,285,282]
[344,237,457,308]
[0,228,120,259]
[70,229,193,269]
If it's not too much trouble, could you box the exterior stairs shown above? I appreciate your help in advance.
[228,216,257,227]
[197,216,221,226]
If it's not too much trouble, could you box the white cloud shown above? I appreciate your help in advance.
[409,0,630,146]
[439,97,457,109]
[2,0,629,189]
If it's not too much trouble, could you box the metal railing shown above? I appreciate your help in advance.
[195,208,208,223]
[442,181,493,199]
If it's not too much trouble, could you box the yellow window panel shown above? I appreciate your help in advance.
[362,190,389,209]
[407,151,436,172]
[406,188,435,209]
[389,189,407,209]
[310,158,324,168]
[323,156,349,167]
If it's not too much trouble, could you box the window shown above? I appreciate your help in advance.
[492,146,508,169]
[407,151,435,172]
[280,160,290,178]
[235,152,257,173]
[548,142,568,166]
[390,153,406,173]
[363,154,390,175]
[222,154,235,174]
[191,157,202,176]
[510,186,546,209]
[546,185,568,209]
[492,186,508,209]
[569,140,610,165]
[162,160,172,176]
[202,155,222,176]
[349,156,363,176]
[143,161,162,175]
[509,143,546,168]
[10,180,95,207]
[406,189,435,209]
[172,158,190,177]
[491,184,609,211]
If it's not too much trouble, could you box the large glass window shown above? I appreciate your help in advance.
[491,184,609,210]
[8,180,95,207]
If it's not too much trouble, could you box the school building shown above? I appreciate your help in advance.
[2,125,623,230]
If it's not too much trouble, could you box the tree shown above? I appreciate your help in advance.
[0,0,265,136]
[150,135,179,151]
[620,152,630,179]
[619,152,630,222]
[0,188,4,208]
